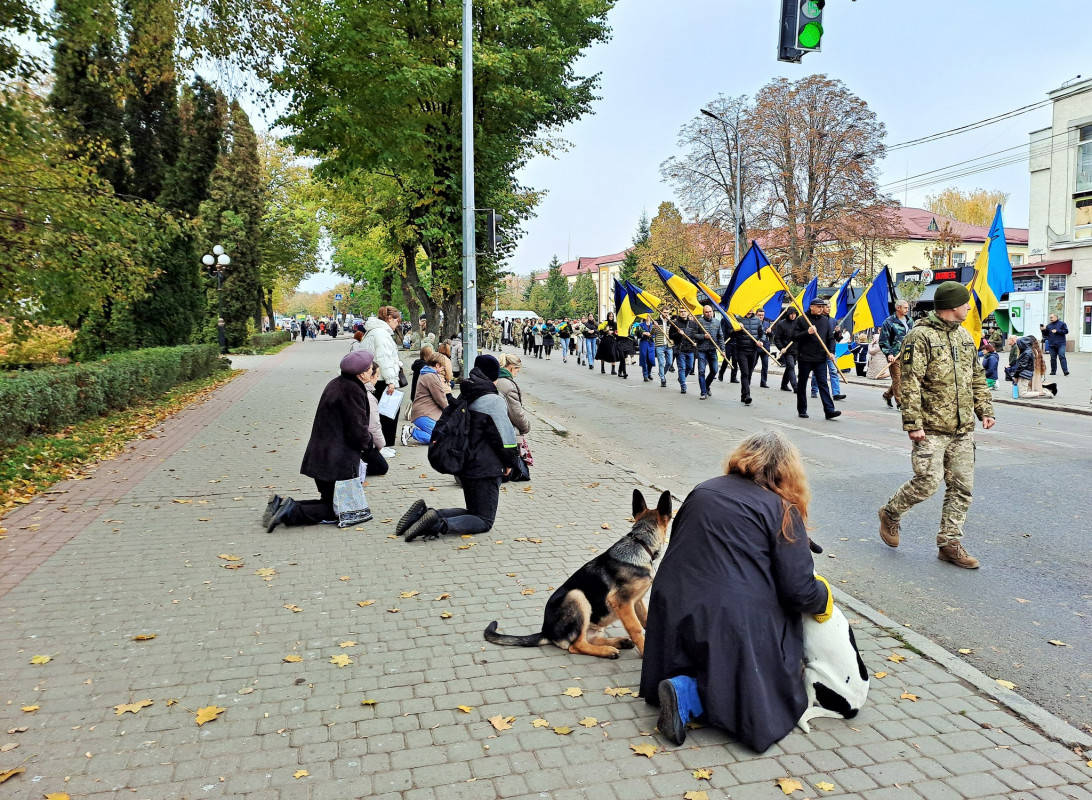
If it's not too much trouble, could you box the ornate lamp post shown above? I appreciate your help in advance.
[203,245,230,353]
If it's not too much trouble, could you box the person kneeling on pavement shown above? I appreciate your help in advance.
[398,355,520,542]
[400,352,451,446]
[265,350,388,532]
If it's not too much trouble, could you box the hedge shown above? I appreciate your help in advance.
[0,344,224,446]
[248,331,291,349]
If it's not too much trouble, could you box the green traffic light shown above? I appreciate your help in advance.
[798,21,822,48]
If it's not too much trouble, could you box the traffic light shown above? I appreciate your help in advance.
[778,0,825,63]
[486,209,498,254]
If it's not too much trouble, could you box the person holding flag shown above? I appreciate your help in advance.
[728,310,765,406]
[791,297,840,420]
[638,316,656,381]
[772,307,799,392]
[672,308,697,394]
[654,306,675,387]
[686,305,726,400]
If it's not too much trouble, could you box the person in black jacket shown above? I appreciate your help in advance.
[265,350,382,531]
[728,311,764,405]
[401,355,521,542]
[771,308,798,392]
[791,298,840,420]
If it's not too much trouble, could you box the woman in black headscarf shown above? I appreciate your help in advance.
[596,312,620,375]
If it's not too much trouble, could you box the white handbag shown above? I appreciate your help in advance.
[333,461,371,527]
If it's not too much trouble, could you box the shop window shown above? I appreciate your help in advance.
[1075,196,1092,240]
[1048,274,1067,292]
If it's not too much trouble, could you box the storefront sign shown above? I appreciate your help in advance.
[1012,276,1043,292]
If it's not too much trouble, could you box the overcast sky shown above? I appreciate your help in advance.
[301,0,1087,290]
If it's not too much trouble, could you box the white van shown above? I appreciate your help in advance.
[492,310,536,321]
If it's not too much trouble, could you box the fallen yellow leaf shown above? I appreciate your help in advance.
[531,718,549,728]
[339,576,350,581]
[693,768,713,780]
[888,653,906,663]
[816,781,836,792]
[553,726,572,735]
[579,717,598,727]
[283,604,302,613]
[435,593,451,601]
[114,699,153,715]
[293,769,309,779]
[195,706,226,726]
[361,699,378,706]
[1047,640,1069,647]
[30,655,51,665]
[488,715,515,731]
[0,767,25,783]
[357,600,375,607]
[217,554,242,561]
[775,776,803,794]
[387,608,400,613]
[338,641,356,648]
[1015,597,1029,603]
[520,588,536,596]
[873,671,888,679]
[901,692,919,702]
[684,792,708,800]
[455,705,473,713]
[283,655,302,663]
[604,687,634,697]
[957,648,973,654]
[329,654,352,668]
[630,743,658,758]
[601,523,611,530]
[996,679,1017,690]
[44,793,70,800]
[562,687,583,697]
[254,568,277,577]
[399,591,420,598]
[132,633,157,641]
[20,706,39,713]
[439,611,453,619]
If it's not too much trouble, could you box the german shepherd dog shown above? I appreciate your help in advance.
[483,488,672,659]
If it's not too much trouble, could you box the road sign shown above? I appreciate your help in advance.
[334,293,343,301]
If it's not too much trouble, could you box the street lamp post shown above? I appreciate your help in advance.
[700,108,743,269]
[202,245,230,353]
[461,0,478,366]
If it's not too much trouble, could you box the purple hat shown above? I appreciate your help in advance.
[340,350,374,375]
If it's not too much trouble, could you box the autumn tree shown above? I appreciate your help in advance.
[620,212,649,285]
[636,202,702,288]
[745,75,887,285]
[922,219,963,271]
[924,188,1008,227]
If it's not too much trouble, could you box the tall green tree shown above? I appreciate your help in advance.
[200,100,264,346]
[281,0,615,337]
[620,211,649,285]
[542,256,570,319]
[570,272,598,317]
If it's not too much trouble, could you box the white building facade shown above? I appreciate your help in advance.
[1027,77,1092,352]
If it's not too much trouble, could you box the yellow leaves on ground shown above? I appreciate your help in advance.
[132,634,156,641]
[283,604,302,613]
[604,687,635,697]
[553,726,572,735]
[329,654,352,668]
[218,554,242,561]
[816,781,837,792]
[357,600,375,607]
[338,641,356,648]
[339,576,350,581]
[293,769,309,779]
[578,717,598,727]
[775,776,804,794]
[1015,597,1030,603]
[531,718,549,728]
[684,792,708,800]
[957,648,973,654]
[488,715,515,731]
[520,588,536,596]
[693,768,713,780]
[361,699,378,706]
[873,671,888,679]
[439,611,453,619]
[45,794,71,800]
[21,706,39,713]
[900,692,919,702]
[30,655,51,664]
[399,590,420,598]
[887,653,906,663]
[283,655,302,663]
[562,687,583,697]
[172,498,191,504]
[114,699,153,715]
[456,705,473,713]
[996,679,1017,690]
[629,742,658,758]
[254,568,277,578]
[194,705,226,726]
[387,608,400,614]
[1047,639,1069,647]
[0,767,25,783]
[600,523,611,530]
[435,593,451,601]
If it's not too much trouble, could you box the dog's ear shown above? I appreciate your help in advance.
[632,489,648,518]
[656,490,672,521]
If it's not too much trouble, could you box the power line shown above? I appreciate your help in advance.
[886,98,1053,152]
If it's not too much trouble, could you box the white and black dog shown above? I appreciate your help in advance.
[797,602,870,732]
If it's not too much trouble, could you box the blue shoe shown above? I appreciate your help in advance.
[657,676,703,746]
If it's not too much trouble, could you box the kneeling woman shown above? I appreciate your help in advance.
[639,430,831,753]
[265,351,387,531]
[400,352,451,446]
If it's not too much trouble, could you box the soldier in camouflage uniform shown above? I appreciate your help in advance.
[878,282,995,569]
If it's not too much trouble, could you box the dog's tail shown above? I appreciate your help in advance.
[483,620,548,647]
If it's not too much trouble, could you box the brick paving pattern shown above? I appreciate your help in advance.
[2,339,1090,800]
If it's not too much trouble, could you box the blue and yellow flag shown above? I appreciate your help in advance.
[963,205,1015,346]
[834,342,854,372]
[851,267,894,333]
[723,242,779,316]
[654,264,705,316]
[832,268,861,323]
[761,290,787,318]
[679,268,741,332]
[614,278,636,335]
[794,277,819,312]
[625,281,661,316]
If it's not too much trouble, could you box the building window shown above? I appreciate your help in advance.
[1010,254,1023,266]
[1048,274,1067,292]
[952,252,966,265]
[1078,125,1092,193]
[1075,197,1092,240]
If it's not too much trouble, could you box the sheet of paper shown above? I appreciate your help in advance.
[377,389,404,419]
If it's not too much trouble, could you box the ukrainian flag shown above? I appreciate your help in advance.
[679,268,741,332]
[761,290,787,318]
[834,342,854,371]
[723,242,782,316]
[614,278,636,335]
[625,281,661,316]
[963,205,1015,346]
[795,277,819,312]
[832,268,861,324]
[851,267,894,333]
[654,264,706,316]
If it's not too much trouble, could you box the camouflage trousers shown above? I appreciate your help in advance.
[885,431,975,547]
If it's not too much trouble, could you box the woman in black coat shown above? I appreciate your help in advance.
[596,312,620,374]
[265,350,381,531]
[639,430,831,753]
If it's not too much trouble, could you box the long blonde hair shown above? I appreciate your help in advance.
[498,353,522,371]
[724,430,811,541]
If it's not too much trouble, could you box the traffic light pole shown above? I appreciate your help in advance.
[461,0,478,368]
[700,108,743,267]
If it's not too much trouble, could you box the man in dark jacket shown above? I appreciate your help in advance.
[755,308,772,387]
[686,305,725,400]
[402,355,520,542]
[771,308,798,392]
[878,300,912,408]
[671,309,696,393]
[1040,314,1069,376]
[728,311,764,405]
[791,298,840,420]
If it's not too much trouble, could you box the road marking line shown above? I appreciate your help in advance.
[756,418,908,455]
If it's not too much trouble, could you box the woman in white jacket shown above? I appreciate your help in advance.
[362,306,403,450]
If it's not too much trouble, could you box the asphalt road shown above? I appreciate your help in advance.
[509,346,1092,733]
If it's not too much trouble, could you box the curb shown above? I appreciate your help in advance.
[834,587,1092,756]
[529,408,568,436]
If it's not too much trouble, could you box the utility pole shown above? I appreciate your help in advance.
[700,108,742,267]
[461,0,478,366]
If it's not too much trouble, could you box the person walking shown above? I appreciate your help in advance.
[362,306,404,450]
[638,317,656,382]
[399,355,520,542]
[877,281,996,569]
[1039,314,1069,376]
[532,319,544,359]
[673,308,696,394]
[729,310,764,405]
[755,308,772,387]
[980,342,999,390]
[617,320,635,379]
[558,319,572,363]
[639,430,832,752]
[582,314,599,369]
[851,333,869,377]
[597,313,620,375]
[1008,336,1057,398]
[265,351,385,531]
[542,320,556,360]
[686,305,725,401]
[792,298,840,419]
[866,333,887,379]
[771,307,798,392]
[400,352,450,446]
[879,300,913,408]
[654,307,674,387]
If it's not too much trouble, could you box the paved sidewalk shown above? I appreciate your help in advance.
[2,339,1091,800]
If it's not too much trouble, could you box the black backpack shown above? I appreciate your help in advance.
[428,394,471,474]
